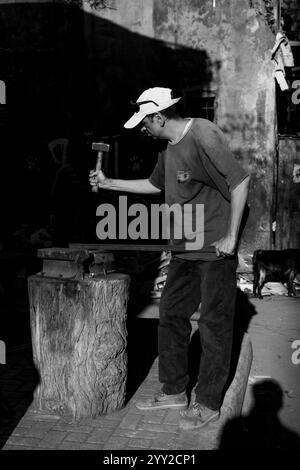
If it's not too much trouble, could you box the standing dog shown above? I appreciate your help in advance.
[253,249,300,299]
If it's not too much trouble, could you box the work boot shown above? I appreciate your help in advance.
[135,390,187,411]
[179,402,220,430]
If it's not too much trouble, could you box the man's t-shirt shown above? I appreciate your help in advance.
[148,118,249,261]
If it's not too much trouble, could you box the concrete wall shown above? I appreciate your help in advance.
[83,0,276,262]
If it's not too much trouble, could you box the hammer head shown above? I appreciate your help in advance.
[92,142,110,153]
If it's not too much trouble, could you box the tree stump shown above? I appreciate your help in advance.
[28,272,130,421]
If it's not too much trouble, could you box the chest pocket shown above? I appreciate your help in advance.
[176,169,191,184]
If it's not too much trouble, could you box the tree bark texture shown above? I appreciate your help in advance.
[28,273,130,421]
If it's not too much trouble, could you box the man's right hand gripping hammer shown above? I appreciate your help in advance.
[89,142,110,192]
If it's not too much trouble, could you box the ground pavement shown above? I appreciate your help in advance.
[0,295,299,451]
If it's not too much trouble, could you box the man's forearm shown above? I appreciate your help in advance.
[99,178,161,194]
[228,176,250,239]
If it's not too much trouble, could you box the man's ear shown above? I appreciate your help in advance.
[155,113,166,127]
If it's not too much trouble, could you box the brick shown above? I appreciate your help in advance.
[102,437,129,450]
[81,417,120,429]
[52,423,92,433]
[131,407,167,417]
[142,414,164,424]
[127,438,152,449]
[24,411,60,421]
[11,427,34,437]
[58,441,83,450]
[119,413,142,430]
[110,428,139,438]
[64,432,89,443]
[137,423,178,434]
[17,418,36,428]
[5,436,41,447]
[87,429,115,444]
[79,443,105,450]
[163,409,181,424]
[33,414,61,422]
[150,433,177,450]
[126,429,158,439]
[22,420,55,438]
[37,430,67,448]
[2,444,34,450]
[150,442,171,450]
[173,434,203,451]
[101,407,129,421]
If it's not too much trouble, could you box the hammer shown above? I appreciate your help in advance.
[91,142,110,193]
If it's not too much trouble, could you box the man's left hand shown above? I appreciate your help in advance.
[212,235,237,258]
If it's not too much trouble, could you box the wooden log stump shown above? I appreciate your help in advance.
[28,273,130,421]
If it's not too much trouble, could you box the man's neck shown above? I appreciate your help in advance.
[165,118,192,144]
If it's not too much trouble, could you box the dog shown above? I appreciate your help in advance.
[253,249,300,299]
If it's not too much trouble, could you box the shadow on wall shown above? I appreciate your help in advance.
[0,1,215,244]
[83,15,214,136]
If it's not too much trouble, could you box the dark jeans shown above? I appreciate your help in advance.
[158,255,238,410]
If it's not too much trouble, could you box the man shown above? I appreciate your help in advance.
[89,87,250,430]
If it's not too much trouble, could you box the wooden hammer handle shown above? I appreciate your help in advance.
[91,151,103,193]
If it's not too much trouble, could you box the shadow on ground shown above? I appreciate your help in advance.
[219,379,300,450]
[0,346,39,449]
[125,317,159,403]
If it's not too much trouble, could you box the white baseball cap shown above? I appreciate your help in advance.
[124,87,181,129]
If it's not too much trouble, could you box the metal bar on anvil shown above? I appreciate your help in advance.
[69,243,185,252]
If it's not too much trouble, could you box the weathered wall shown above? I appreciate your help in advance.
[0,0,277,254]
[83,0,276,261]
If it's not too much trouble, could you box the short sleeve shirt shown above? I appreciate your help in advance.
[149,118,249,260]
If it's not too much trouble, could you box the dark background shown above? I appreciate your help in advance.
[0,1,215,248]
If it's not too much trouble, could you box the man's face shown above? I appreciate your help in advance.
[140,115,162,139]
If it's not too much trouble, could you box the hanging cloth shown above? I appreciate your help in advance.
[271,32,295,91]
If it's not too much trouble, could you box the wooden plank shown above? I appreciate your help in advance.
[70,243,187,252]
[276,137,300,249]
